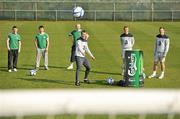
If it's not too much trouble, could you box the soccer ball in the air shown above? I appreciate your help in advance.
[30,70,36,76]
[72,6,84,18]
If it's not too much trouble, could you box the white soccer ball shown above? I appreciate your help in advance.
[72,6,85,18]
[30,70,36,76]
[106,78,114,85]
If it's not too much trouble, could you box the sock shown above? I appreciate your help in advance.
[161,71,164,75]
[153,71,156,75]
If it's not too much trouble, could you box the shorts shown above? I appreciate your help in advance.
[154,52,165,62]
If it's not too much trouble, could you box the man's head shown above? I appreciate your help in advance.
[159,27,165,35]
[12,26,18,34]
[81,30,88,40]
[123,26,129,34]
[39,25,45,33]
[75,24,81,30]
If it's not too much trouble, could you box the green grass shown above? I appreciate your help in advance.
[0,21,180,119]
[1,114,180,119]
[0,21,180,89]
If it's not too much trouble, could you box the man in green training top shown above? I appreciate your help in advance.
[67,23,82,70]
[6,26,21,72]
[35,25,49,70]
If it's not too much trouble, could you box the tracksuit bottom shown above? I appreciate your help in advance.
[75,56,91,82]
[8,49,19,70]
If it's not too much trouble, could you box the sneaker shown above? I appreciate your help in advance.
[84,79,90,84]
[45,66,49,70]
[158,74,164,79]
[67,64,73,70]
[75,81,80,86]
[148,73,156,79]
[8,69,12,72]
[13,68,17,72]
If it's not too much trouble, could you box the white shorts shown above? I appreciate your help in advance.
[154,52,165,62]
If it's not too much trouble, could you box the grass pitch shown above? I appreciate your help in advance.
[0,21,180,89]
[0,21,180,119]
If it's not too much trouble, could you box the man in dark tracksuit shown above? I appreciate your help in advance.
[67,24,82,70]
[6,26,21,72]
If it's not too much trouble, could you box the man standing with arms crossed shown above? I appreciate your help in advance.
[120,26,135,75]
[67,23,82,70]
[75,30,95,86]
[35,25,49,70]
[7,26,21,72]
[148,27,170,79]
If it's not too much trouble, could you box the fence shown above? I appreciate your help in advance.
[0,89,180,119]
[0,1,180,21]
[0,9,180,21]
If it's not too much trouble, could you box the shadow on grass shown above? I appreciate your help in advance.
[91,70,122,76]
[18,77,74,86]
[0,66,7,72]
[23,64,67,70]
[91,79,107,86]
[18,67,32,70]
[48,65,67,70]
[64,68,122,76]
[17,77,123,88]
[91,79,121,87]
[22,65,122,76]
[0,66,31,72]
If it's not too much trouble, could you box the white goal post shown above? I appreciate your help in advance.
[0,89,180,117]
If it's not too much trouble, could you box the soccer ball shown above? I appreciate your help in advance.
[30,70,36,76]
[72,6,84,18]
[106,77,114,85]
